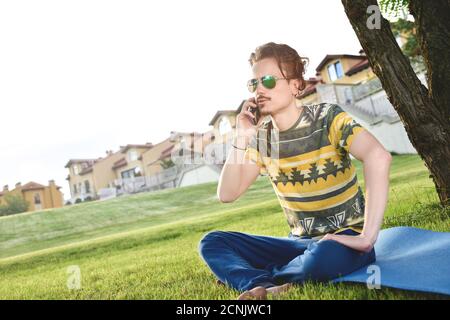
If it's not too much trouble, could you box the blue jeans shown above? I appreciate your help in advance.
[198,229,376,292]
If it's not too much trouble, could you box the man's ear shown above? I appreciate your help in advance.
[291,79,301,95]
[299,78,306,90]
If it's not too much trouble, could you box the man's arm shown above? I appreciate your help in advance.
[217,97,264,202]
[217,136,261,203]
[321,130,392,252]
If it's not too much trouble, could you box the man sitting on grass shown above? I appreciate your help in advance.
[198,42,392,300]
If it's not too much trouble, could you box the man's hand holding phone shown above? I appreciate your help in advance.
[234,97,263,148]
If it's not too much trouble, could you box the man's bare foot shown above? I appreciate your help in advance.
[216,279,225,286]
[266,283,293,298]
[237,283,293,300]
[237,286,268,300]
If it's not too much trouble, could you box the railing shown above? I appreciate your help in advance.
[315,78,384,106]
[113,164,201,195]
[98,188,117,200]
[313,80,400,125]
[315,83,355,106]
[352,78,383,101]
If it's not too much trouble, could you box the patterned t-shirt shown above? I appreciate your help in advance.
[244,103,366,238]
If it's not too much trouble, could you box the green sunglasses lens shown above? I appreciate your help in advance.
[247,79,257,92]
[247,76,279,92]
[262,75,276,89]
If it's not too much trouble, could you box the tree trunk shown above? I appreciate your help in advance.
[408,0,450,121]
[341,0,450,206]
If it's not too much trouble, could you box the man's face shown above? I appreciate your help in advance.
[251,58,298,116]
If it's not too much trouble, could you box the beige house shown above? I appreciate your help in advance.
[65,137,219,201]
[208,110,237,142]
[91,151,124,195]
[65,143,153,202]
[65,159,95,200]
[153,131,213,166]
[140,138,176,176]
[165,131,221,187]
[115,134,217,193]
[65,159,98,202]
[64,130,225,201]
[315,53,376,85]
[297,51,376,105]
[112,143,153,180]
[0,181,63,212]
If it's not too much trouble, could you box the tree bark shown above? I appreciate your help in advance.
[341,0,450,206]
[409,0,450,120]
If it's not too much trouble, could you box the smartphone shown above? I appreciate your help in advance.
[249,103,261,125]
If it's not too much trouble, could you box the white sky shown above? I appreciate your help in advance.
[0,0,363,200]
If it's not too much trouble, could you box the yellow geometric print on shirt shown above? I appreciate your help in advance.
[243,103,367,237]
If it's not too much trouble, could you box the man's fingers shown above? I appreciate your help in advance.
[243,110,255,119]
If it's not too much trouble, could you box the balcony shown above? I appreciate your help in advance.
[315,78,399,124]
[113,164,199,195]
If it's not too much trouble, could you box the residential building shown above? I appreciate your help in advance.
[168,131,220,187]
[64,135,220,201]
[0,180,63,212]
[65,159,98,202]
[141,138,175,176]
[65,144,153,202]
[113,143,153,180]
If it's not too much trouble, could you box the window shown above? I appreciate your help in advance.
[335,61,344,78]
[121,168,134,179]
[73,184,78,194]
[128,150,139,162]
[327,61,344,82]
[34,193,41,204]
[121,170,131,179]
[121,167,142,179]
[180,137,187,150]
[73,165,79,175]
[84,180,91,194]
[134,167,142,177]
[218,117,232,135]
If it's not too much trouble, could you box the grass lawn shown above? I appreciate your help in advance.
[0,154,448,299]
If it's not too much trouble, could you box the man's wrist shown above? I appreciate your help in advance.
[233,135,250,149]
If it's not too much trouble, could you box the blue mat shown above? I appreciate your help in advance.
[332,226,450,296]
